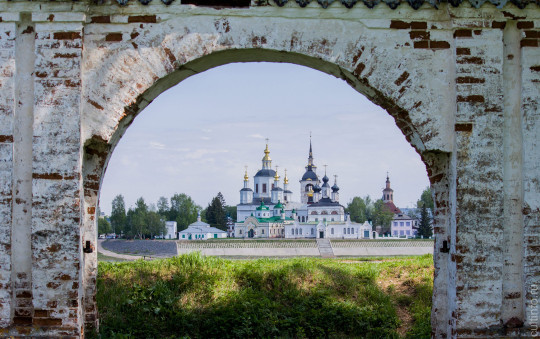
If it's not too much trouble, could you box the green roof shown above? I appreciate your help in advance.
[256,201,269,210]
[273,200,283,209]
[256,216,294,223]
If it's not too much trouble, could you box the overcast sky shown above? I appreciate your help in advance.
[99,62,430,215]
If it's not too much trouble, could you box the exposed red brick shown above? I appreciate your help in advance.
[457,95,485,103]
[34,309,49,318]
[0,135,13,143]
[521,39,538,48]
[531,65,540,72]
[47,14,54,22]
[492,21,506,29]
[47,244,62,252]
[16,290,32,298]
[90,16,110,23]
[456,47,470,55]
[430,40,450,49]
[128,15,157,23]
[53,32,81,40]
[164,47,176,65]
[457,76,485,84]
[473,29,482,35]
[354,62,365,76]
[131,32,140,39]
[394,71,410,86]
[454,29,472,38]
[457,56,484,65]
[105,33,123,42]
[389,20,410,29]
[35,71,47,78]
[32,173,63,180]
[47,282,61,289]
[54,53,78,58]
[517,21,534,29]
[13,316,32,325]
[22,26,34,34]
[455,123,473,132]
[524,30,539,39]
[409,31,430,40]
[413,40,429,49]
[410,21,427,30]
[33,317,62,326]
[505,292,521,299]
[88,99,104,110]
[47,301,57,309]
[15,308,32,317]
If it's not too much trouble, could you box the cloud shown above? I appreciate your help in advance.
[185,148,229,160]
[149,141,166,149]
[249,134,265,139]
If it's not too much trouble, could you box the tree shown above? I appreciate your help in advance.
[98,217,112,235]
[417,204,433,238]
[131,197,148,239]
[346,197,367,223]
[224,205,237,222]
[206,192,227,231]
[147,211,166,238]
[417,187,434,213]
[169,193,200,231]
[157,196,169,217]
[110,195,126,235]
[372,199,394,234]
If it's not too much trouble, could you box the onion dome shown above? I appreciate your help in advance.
[332,175,340,192]
[302,170,318,181]
[256,201,269,210]
[322,174,329,183]
[313,184,322,193]
[284,169,289,185]
[244,168,249,181]
[274,200,284,209]
[262,143,271,162]
[255,168,276,177]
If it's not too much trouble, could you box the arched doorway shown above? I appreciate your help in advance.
[248,229,255,238]
[82,44,452,335]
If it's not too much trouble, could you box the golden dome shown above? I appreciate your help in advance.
[274,167,280,181]
[262,143,271,161]
[244,168,249,181]
[284,169,289,185]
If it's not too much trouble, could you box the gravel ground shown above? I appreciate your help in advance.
[101,240,178,257]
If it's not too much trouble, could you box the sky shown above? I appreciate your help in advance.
[98,62,430,215]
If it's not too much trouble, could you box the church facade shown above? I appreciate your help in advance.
[235,140,372,239]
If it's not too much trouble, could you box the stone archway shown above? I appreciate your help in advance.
[0,1,538,337]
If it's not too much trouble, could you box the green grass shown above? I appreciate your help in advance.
[91,254,433,338]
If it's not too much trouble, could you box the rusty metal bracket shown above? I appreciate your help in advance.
[83,241,93,254]
[440,240,450,253]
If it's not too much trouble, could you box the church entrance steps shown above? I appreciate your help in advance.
[317,239,335,258]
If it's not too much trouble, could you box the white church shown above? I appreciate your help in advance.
[234,140,373,239]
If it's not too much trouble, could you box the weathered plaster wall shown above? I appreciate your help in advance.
[0,0,538,337]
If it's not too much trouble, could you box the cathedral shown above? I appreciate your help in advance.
[234,140,373,239]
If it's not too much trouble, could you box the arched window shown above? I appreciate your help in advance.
[311,228,314,235]
[331,211,338,215]
[311,211,318,215]
[343,228,346,234]
[262,229,265,234]
[351,228,354,234]
[331,218,334,221]
[300,229,302,235]
[321,211,328,215]
[315,218,318,222]
[239,230,242,235]
[331,228,334,234]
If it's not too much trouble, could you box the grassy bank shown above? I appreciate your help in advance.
[93,254,433,338]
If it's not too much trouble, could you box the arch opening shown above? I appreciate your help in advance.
[81,49,452,336]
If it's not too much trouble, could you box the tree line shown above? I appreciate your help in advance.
[345,187,433,238]
[98,192,237,238]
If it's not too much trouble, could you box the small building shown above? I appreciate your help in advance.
[164,221,177,239]
[391,213,418,238]
[234,201,294,238]
[178,212,227,240]
[284,219,373,239]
